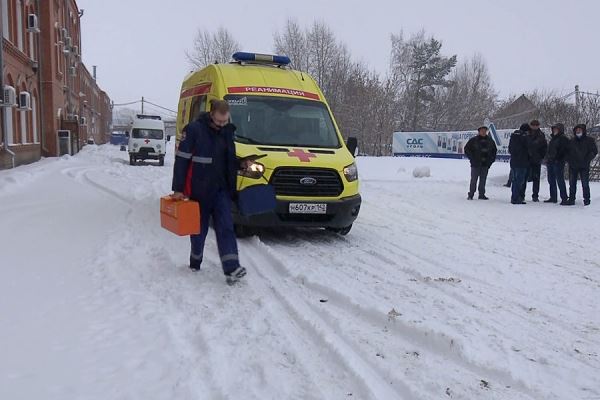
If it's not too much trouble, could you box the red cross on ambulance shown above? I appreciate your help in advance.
[287,148,316,163]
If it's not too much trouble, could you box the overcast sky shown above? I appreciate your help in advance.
[77,0,599,114]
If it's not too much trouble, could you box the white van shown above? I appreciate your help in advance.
[127,114,169,166]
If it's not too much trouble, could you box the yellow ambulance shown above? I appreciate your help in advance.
[176,52,361,235]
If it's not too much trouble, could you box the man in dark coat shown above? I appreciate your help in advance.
[544,123,569,204]
[172,100,247,284]
[465,125,498,200]
[508,124,531,204]
[564,124,598,206]
[523,120,548,202]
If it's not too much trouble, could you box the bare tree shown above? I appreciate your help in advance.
[274,19,309,71]
[432,54,497,130]
[186,27,241,69]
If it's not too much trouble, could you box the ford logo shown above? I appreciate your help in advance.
[299,177,317,186]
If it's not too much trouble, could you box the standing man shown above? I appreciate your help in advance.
[171,100,247,285]
[564,124,598,206]
[545,123,569,204]
[524,120,548,202]
[509,124,531,204]
[465,125,498,200]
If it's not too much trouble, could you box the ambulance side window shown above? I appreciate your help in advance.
[190,96,207,123]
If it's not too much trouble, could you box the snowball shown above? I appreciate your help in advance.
[412,166,431,178]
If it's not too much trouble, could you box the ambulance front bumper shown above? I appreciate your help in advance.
[233,194,361,228]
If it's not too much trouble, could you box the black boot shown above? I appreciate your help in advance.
[584,199,591,206]
[467,193,474,200]
[544,198,557,203]
[478,194,489,200]
[189,256,202,271]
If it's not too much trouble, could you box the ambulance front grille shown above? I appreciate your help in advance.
[270,167,343,197]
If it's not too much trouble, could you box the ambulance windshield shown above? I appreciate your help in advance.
[226,95,340,148]
[132,129,164,140]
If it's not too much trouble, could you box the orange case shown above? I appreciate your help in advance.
[160,196,201,236]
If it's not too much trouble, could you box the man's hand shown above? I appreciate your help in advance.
[171,192,187,201]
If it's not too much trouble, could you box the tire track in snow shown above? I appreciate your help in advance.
[266,224,600,397]
[248,236,542,400]
[241,238,416,400]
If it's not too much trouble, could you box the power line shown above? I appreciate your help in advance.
[113,100,141,107]
[144,99,177,114]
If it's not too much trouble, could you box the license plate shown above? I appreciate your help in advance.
[289,203,327,214]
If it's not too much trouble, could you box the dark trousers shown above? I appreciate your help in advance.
[469,166,489,196]
[521,164,542,200]
[569,168,591,202]
[190,189,240,274]
[547,161,568,201]
[505,169,513,187]
[511,167,528,203]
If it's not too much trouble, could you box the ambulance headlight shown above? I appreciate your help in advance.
[343,163,358,182]
[156,144,162,150]
[239,161,265,179]
[133,142,139,148]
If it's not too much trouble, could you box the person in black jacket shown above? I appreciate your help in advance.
[172,100,247,284]
[564,124,599,206]
[508,124,531,204]
[464,125,498,200]
[544,123,570,204]
[523,120,548,202]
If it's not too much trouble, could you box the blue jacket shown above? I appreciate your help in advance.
[172,113,238,204]
[508,130,530,168]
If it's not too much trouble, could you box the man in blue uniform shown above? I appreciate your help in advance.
[171,100,246,285]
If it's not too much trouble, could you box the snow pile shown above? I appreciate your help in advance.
[1,145,599,400]
[412,166,431,178]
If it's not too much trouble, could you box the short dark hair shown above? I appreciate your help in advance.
[530,119,540,126]
[210,99,230,114]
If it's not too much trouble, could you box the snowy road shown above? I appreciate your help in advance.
[1,145,599,400]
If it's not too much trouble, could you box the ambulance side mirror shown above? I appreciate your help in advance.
[346,137,358,157]
[167,135,171,142]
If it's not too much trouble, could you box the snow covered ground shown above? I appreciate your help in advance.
[1,144,599,400]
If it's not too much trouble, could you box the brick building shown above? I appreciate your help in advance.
[0,0,111,169]
[0,0,41,168]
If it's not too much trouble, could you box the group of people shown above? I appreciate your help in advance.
[465,120,598,205]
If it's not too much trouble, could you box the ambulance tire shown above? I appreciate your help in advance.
[234,224,255,238]
[158,156,165,166]
[129,155,135,166]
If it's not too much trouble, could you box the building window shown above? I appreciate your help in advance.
[1,0,9,39]
[32,95,38,143]
[28,7,36,60]
[5,108,14,145]
[16,0,23,51]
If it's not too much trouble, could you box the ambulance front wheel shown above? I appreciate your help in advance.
[234,224,255,238]
[129,155,135,166]
[159,156,165,166]
[328,224,353,236]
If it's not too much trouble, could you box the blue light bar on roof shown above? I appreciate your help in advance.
[232,52,291,66]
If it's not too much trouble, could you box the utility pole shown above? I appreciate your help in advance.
[141,96,144,114]
[575,85,580,122]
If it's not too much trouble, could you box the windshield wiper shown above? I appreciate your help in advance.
[235,135,262,144]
